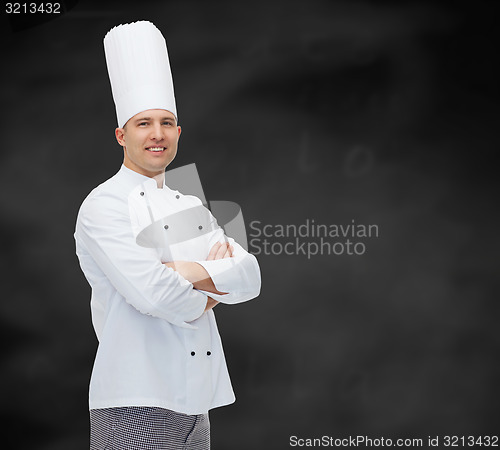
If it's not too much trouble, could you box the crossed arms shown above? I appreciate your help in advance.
[76,196,261,328]
[164,241,234,312]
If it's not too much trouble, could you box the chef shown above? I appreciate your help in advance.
[74,21,261,449]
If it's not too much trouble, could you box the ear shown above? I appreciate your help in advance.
[115,127,126,147]
[177,125,182,139]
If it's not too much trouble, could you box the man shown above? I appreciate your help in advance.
[74,21,261,449]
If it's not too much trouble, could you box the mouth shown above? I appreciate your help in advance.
[145,146,166,153]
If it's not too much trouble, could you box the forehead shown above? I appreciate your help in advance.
[130,109,176,120]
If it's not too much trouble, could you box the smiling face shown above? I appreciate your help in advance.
[115,109,181,178]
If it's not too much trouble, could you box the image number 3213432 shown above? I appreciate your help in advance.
[5,2,61,14]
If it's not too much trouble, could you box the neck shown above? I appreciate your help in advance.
[152,172,165,188]
[123,159,165,188]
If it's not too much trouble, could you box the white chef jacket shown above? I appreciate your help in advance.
[74,165,261,415]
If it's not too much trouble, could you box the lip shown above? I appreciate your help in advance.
[145,146,166,153]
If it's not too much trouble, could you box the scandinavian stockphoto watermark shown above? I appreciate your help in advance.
[289,434,499,447]
[290,435,424,447]
[249,219,379,258]
[129,163,379,259]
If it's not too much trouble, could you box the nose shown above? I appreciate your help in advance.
[150,123,165,141]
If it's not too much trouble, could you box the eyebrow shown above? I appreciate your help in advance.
[134,117,176,123]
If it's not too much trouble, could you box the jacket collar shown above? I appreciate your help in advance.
[116,164,166,190]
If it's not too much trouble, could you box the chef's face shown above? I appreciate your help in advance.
[115,109,181,178]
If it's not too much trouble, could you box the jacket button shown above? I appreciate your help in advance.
[191,351,196,356]
[164,225,169,230]
[140,192,144,196]
[176,195,180,199]
[207,351,211,356]
[198,225,203,230]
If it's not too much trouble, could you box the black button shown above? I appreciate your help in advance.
[198,225,203,230]
[140,192,144,196]
[176,195,180,199]
[191,351,195,356]
[207,351,211,356]
[164,225,169,230]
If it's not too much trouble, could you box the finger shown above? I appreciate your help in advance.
[215,242,230,259]
[204,297,220,312]
[222,245,234,259]
[215,242,228,259]
[207,242,222,260]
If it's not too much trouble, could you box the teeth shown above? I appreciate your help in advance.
[148,147,164,152]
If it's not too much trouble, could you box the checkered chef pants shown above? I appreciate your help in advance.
[90,406,210,450]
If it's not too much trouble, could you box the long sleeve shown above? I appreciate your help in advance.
[195,217,261,305]
[75,166,242,415]
[75,193,207,328]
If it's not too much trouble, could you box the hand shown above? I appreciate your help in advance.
[164,242,233,272]
[204,296,219,312]
[207,242,234,260]
[163,241,234,306]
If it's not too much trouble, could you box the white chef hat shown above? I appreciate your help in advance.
[103,21,177,128]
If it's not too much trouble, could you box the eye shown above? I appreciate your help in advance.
[163,121,174,126]
[138,122,148,127]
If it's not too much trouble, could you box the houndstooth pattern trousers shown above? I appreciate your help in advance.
[90,406,210,450]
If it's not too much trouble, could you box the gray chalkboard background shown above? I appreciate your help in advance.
[1,0,498,448]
